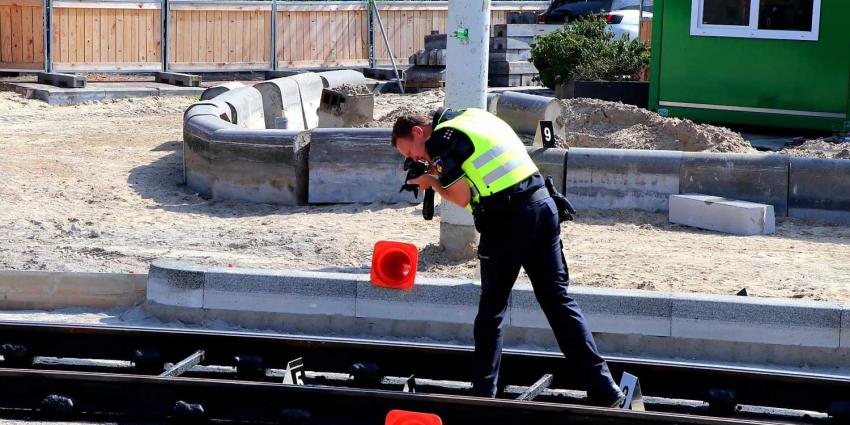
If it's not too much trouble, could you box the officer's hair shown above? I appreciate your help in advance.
[391,115,431,147]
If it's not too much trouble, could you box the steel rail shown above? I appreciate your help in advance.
[0,321,848,417]
[0,367,788,425]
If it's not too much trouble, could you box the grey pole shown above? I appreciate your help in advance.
[162,0,169,72]
[44,0,51,72]
[271,0,278,70]
[637,0,646,42]
[367,0,375,68]
[371,0,403,93]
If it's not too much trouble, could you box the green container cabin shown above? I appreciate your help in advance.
[648,0,849,132]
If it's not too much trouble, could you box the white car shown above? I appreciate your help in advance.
[605,9,653,40]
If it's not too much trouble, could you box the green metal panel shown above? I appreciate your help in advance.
[652,0,850,131]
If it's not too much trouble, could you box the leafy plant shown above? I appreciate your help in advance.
[530,16,650,88]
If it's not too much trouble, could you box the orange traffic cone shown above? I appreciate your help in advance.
[385,410,442,425]
[370,241,418,290]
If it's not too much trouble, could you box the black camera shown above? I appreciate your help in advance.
[400,157,435,221]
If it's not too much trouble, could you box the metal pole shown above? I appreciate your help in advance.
[44,0,51,72]
[367,0,375,68]
[371,0,403,93]
[637,0,646,41]
[162,0,169,72]
[271,0,278,70]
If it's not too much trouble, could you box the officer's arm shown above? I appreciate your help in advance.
[434,179,471,209]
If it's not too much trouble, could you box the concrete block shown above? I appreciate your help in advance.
[489,61,538,75]
[842,307,850,349]
[0,270,146,310]
[317,70,368,89]
[490,36,534,51]
[405,66,446,83]
[254,77,307,130]
[566,148,682,212]
[206,129,307,205]
[204,268,359,316]
[526,147,567,193]
[490,50,532,62]
[424,34,447,50]
[147,261,205,308]
[789,157,850,223]
[317,88,375,128]
[491,24,561,37]
[669,194,775,236]
[213,86,266,129]
[37,72,86,88]
[289,72,325,129]
[355,277,481,324]
[495,91,563,135]
[489,74,537,88]
[671,293,842,348]
[307,128,419,204]
[201,82,244,101]
[156,72,201,87]
[680,152,790,216]
[510,285,672,337]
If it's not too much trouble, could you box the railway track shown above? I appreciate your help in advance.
[0,321,847,424]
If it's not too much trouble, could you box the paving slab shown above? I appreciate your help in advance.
[11,81,203,105]
[510,284,672,337]
[356,277,481,324]
[204,268,359,316]
[147,261,206,308]
[671,293,842,348]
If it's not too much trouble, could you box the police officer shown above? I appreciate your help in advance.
[391,107,625,407]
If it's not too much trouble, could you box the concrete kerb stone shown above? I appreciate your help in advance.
[355,277,481,325]
[679,152,790,216]
[789,157,850,223]
[204,268,358,316]
[37,72,86,88]
[289,72,324,129]
[201,82,244,101]
[669,194,776,236]
[841,307,850,349]
[307,128,419,204]
[509,284,672,337]
[155,72,202,87]
[671,293,842,349]
[566,148,682,212]
[495,91,564,135]
[212,86,266,130]
[317,70,369,89]
[147,260,206,308]
[526,147,567,193]
[254,77,307,130]
[0,270,146,310]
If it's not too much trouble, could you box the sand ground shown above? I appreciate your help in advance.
[1,90,849,303]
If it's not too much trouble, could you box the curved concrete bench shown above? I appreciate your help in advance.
[790,157,850,222]
[495,91,565,136]
[200,82,244,101]
[254,77,306,130]
[213,86,266,130]
[318,70,369,89]
[146,260,850,370]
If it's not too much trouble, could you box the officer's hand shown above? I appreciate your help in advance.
[407,175,438,192]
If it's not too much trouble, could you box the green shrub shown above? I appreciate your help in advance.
[530,16,650,88]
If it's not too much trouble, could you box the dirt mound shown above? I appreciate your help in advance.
[781,139,850,160]
[556,98,756,153]
[332,84,372,96]
[360,89,445,128]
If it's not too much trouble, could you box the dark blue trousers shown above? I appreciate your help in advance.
[471,196,615,397]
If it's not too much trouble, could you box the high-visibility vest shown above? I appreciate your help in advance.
[434,108,538,203]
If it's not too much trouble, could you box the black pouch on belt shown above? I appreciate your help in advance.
[471,203,487,233]
[544,176,577,223]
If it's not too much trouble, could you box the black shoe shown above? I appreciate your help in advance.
[587,384,626,408]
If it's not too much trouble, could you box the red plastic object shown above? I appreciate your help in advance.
[385,410,442,425]
[370,241,419,290]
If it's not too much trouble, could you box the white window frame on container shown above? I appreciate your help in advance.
[690,0,822,41]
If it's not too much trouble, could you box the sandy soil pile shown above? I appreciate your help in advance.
[782,139,850,160]
[556,98,756,153]
[332,83,372,96]
[361,89,446,127]
[1,89,849,303]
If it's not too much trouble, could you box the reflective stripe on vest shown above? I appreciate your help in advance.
[434,108,537,202]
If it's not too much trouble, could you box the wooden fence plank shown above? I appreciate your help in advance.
[22,5,32,62]
[204,11,212,62]
[32,4,42,63]
[114,8,122,62]
[10,4,21,62]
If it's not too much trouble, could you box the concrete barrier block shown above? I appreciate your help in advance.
[526,147,567,193]
[842,307,850,349]
[254,77,307,131]
[317,70,368,89]
[566,148,682,212]
[670,194,775,235]
[213,86,266,129]
[495,92,564,135]
[671,293,842,348]
[147,261,205,308]
[204,268,358,316]
[509,285,671,336]
[201,82,244,101]
[789,157,850,223]
[289,72,324,129]
[207,129,306,205]
[307,128,419,204]
[680,153,790,216]
[355,278,481,324]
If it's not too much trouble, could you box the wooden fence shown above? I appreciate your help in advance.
[1,1,550,72]
[0,0,44,70]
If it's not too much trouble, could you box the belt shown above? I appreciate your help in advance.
[479,186,549,210]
